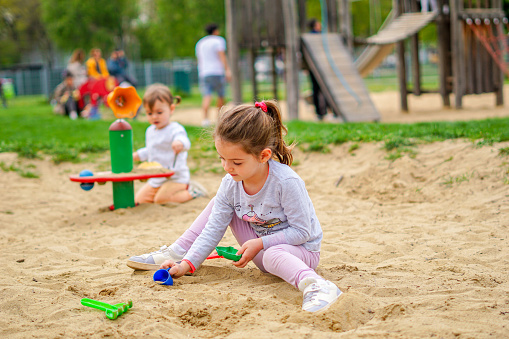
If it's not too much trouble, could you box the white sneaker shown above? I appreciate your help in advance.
[70,111,78,120]
[201,119,211,127]
[127,245,185,271]
[188,180,208,199]
[298,277,342,313]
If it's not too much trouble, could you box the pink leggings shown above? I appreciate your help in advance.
[175,198,321,289]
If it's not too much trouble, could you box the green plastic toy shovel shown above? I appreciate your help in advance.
[81,298,133,320]
[215,246,242,261]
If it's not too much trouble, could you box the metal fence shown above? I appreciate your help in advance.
[0,58,199,98]
[0,52,436,99]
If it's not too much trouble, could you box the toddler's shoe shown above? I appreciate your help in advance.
[188,180,208,199]
[298,277,342,313]
[127,245,185,270]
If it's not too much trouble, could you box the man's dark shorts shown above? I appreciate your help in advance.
[199,75,226,97]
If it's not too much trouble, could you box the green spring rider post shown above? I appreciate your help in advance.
[109,119,134,209]
[106,85,142,210]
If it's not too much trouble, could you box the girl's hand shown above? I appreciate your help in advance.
[172,140,184,154]
[160,260,191,279]
[233,238,263,268]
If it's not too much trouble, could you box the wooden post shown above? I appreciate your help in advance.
[226,0,242,104]
[249,48,258,100]
[327,0,338,33]
[474,32,483,94]
[394,0,408,111]
[397,42,408,112]
[298,0,307,33]
[436,0,451,106]
[282,0,299,120]
[339,0,354,54]
[493,0,504,106]
[272,48,278,100]
[450,0,464,108]
[465,22,473,95]
[410,0,421,96]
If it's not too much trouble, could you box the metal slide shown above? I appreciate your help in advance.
[300,13,437,122]
[355,11,438,77]
[355,44,396,78]
[301,33,380,122]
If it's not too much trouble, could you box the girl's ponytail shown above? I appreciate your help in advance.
[264,101,294,166]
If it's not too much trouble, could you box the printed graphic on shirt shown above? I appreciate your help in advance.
[242,204,282,228]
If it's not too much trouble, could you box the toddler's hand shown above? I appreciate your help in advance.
[233,238,263,268]
[172,140,184,154]
[132,152,140,162]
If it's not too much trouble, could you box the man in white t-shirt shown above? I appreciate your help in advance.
[195,23,231,127]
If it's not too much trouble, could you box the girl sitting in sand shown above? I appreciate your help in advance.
[133,83,207,204]
[128,100,342,312]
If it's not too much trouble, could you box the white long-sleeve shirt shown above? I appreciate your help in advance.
[184,159,323,269]
[136,122,191,187]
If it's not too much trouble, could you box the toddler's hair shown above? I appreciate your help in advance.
[143,83,181,111]
[214,100,294,165]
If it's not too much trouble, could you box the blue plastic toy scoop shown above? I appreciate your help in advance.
[153,268,174,285]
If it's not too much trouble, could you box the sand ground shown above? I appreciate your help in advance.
[1,89,509,338]
[173,86,509,125]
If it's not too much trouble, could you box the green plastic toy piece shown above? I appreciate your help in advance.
[109,120,135,209]
[81,298,133,320]
[215,246,242,262]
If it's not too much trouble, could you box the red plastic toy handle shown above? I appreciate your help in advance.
[206,254,223,260]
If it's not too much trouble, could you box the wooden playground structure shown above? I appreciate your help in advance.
[361,0,507,111]
[225,0,508,120]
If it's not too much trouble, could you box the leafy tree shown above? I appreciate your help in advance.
[133,0,225,60]
[41,0,138,56]
[0,0,54,66]
[350,0,393,38]
[0,2,20,65]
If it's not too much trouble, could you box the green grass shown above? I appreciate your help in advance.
[348,143,359,153]
[0,95,204,161]
[363,64,441,92]
[1,94,509,172]
[285,119,509,146]
[0,161,39,178]
[499,147,509,156]
[440,172,476,187]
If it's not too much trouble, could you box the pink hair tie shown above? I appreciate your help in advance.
[255,101,268,113]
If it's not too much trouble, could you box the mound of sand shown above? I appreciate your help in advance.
[1,91,509,337]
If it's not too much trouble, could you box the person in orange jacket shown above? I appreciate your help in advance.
[86,48,109,79]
